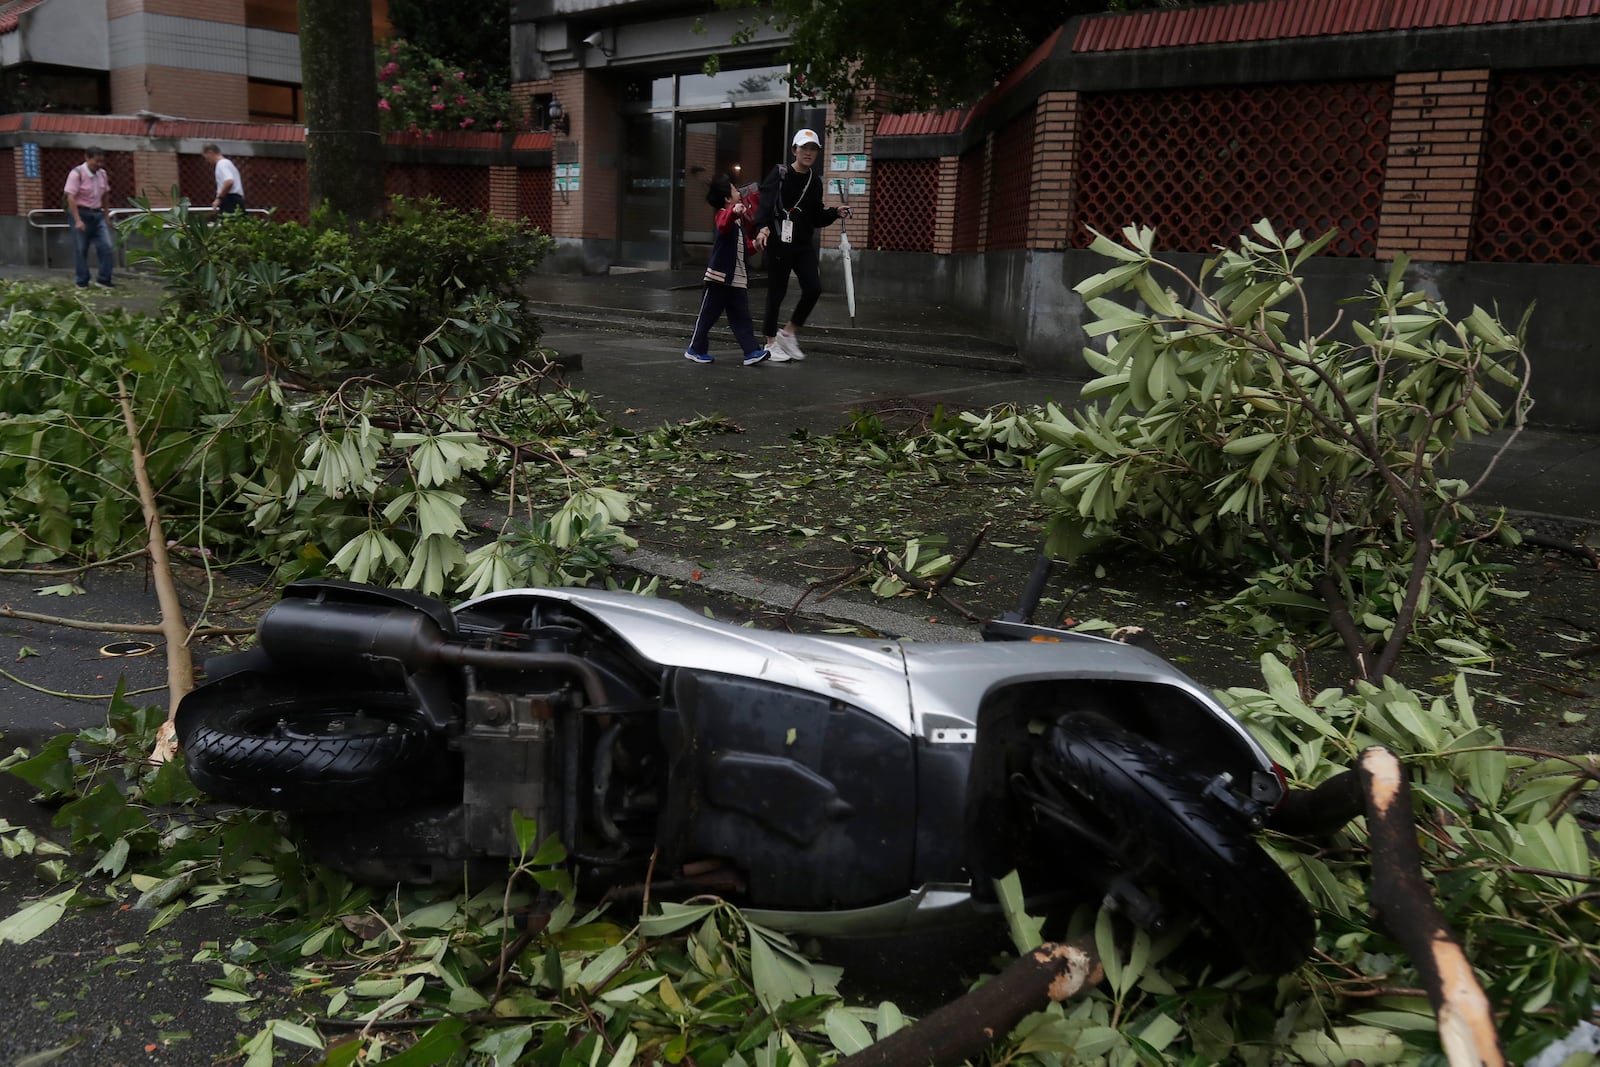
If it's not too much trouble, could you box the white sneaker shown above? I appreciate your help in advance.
[777,331,806,361]
[765,339,794,363]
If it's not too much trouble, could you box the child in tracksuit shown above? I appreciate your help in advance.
[684,174,770,366]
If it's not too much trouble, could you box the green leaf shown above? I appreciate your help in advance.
[640,902,718,937]
[993,870,1043,952]
[379,1018,469,1066]
[601,1032,638,1067]
[0,889,74,944]
[825,1007,875,1054]
[748,928,812,1012]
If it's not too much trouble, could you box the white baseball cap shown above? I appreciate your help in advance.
[791,128,821,148]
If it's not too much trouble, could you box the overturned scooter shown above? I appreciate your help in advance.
[175,574,1315,975]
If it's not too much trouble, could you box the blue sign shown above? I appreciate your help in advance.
[22,143,39,180]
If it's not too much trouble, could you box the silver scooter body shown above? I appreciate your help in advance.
[459,587,1282,937]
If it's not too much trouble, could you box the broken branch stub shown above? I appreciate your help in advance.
[1358,746,1505,1067]
[831,940,1102,1067]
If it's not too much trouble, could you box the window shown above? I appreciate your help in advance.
[249,79,302,123]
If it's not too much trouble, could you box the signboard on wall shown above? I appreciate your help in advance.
[834,123,865,154]
[22,143,39,179]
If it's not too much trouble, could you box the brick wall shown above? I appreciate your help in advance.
[8,150,42,213]
[111,68,250,121]
[549,69,622,241]
[132,151,181,206]
[1028,91,1078,250]
[932,156,958,255]
[108,0,244,20]
[826,98,877,249]
[1377,70,1489,263]
[511,81,548,132]
[489,166,518,221]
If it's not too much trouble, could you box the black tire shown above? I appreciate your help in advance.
[178,685,458,813]
[1040,714,1314,975]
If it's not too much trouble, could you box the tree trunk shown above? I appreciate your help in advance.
[298,0,385,224]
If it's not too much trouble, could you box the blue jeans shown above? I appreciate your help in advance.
[73,209,113,286]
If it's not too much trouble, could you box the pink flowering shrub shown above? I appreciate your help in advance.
[375,38,521,135]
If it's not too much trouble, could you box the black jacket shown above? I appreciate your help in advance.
[754,164,839,248]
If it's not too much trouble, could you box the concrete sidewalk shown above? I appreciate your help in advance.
[533,291,1600,527]
[526,267,1025,372]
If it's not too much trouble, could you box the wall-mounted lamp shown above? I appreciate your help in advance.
[582,29,616,59]
[547,97,570,135]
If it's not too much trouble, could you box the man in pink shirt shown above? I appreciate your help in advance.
[63,146,114,288]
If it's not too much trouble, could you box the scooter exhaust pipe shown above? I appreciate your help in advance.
[256,596,611,707]
[258,598,450,676]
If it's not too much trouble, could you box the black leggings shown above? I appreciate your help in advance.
[763,239,821,337]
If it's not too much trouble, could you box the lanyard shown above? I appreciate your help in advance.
[777,166,814,219]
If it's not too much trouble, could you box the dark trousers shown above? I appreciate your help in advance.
[687,283,762,359]
[218,193,245,215]
[762,239,821,337]
[72,209,113,286]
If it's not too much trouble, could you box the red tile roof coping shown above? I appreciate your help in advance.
[0,114,551,152]
[0,0,52,37]
[876,110,967,137]
[1073,0,1600,51]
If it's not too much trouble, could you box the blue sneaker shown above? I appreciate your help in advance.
[684,350,713,364]
[742,349,770,366]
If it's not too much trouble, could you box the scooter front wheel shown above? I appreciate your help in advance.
[179,692,457,813]
[1038,714,1314,975]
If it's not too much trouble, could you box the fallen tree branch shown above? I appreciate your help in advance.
[1268,768,1366,837]
[1358,746,1505,1067]
[0,605,251,638]
[1521,530,1599,570]
[832,940,1102,1067]
[117,377,194,763]
[0,550,148,577]
[927,522,990,598]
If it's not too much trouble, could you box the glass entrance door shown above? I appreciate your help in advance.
[673,106,786,268]
[619,113,674,267]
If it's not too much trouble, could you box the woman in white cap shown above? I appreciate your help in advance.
[752,128,852,362]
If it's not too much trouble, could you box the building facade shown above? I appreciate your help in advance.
[0,0,392,121]
[510,0,830,272]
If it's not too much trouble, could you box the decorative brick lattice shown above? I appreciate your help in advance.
[518,166,553,233]
[44,148,134,211]
[1473,68,1600,265]
[986,106,1036,250]
[0,150,15,217]
[177,153,213,207]
[951,148,985,254]
[1073,81,1392,256]
[246,158,313,222]
[869,158,940,252]
[386,164,492,213]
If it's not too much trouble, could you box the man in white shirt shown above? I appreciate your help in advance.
[202,144,245,214]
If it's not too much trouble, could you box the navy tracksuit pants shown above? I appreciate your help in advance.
[687,283,763,360]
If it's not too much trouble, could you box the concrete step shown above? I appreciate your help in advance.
[528,302,1025,374]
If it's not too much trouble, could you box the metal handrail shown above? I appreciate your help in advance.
[26,205,272,270]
